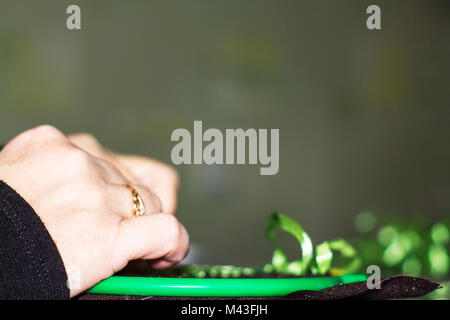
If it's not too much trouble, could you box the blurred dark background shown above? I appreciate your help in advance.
[1,0,449,266]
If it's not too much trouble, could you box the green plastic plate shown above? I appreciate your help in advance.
[87,274,367,297]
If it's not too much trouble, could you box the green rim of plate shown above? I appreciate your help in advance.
[87,274,367,297]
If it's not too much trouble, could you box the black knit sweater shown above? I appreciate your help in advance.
[0,146,69,299]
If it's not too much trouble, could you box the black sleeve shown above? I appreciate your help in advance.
[0,180,70,299]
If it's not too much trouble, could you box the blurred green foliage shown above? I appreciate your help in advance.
[354,211,449,280]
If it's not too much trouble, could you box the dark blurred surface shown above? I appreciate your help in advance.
[0,0,449,266]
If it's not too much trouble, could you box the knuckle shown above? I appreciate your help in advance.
[161,215,183,251]
[164,166,180,188]
[29,125,65,140]
[12,125,64,147]
[65,148,93,173]
[71,132,99,146]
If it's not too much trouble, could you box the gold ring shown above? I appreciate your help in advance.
[124,184,146,217]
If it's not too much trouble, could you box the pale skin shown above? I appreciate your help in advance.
[0,125,190,297]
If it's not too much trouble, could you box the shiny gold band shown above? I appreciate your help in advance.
[124,184,146,217]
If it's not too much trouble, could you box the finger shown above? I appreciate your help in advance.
[140,159,179,214]
[93,158,128,185]
[150,181,178,215]
[147,259,178,269]
[107,183,162,218]
[116,156,180,214]
[68,133,105,158]
[115,213,190,264]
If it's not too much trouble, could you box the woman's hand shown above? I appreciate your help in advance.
[68,132,180,214]
[0,125,189,297]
